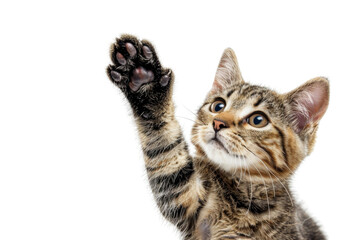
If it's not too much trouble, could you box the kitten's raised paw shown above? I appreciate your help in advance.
[107,35,172,92]
[107,34,173,118]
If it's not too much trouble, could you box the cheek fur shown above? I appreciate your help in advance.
[244,126,306,178]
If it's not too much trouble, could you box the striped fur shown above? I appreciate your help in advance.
[107,35,328,239]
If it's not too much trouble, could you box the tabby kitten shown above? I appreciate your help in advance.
[107,34,328,240]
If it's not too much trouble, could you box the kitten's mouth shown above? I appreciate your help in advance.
[209,137,229,154]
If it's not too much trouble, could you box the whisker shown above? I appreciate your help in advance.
[232,133,295,207]
[282,162,296,176]
[251,145,295,207]
[175,115,203,125]
[181,105,206,125]
[251,163,271,220]
[245,164,253,215]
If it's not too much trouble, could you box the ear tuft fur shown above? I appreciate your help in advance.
[211,48,244,93]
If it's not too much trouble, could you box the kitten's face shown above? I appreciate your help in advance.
[192,84,303,179]
[191,49,329,180]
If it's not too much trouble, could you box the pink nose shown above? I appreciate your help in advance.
[213,119,228,132]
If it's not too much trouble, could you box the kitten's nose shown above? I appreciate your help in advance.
[213,119,229,132]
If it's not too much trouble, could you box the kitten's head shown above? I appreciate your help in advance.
[191,49,329,180]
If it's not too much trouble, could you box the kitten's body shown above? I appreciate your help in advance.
[192,163,322,240]
[107,35,327,239]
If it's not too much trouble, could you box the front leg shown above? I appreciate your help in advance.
[107,35,208,237]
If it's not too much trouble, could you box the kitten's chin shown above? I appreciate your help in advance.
[201,140,253,173]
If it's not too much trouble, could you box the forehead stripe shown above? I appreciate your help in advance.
[254,97,264,107]
[227,89,235,98]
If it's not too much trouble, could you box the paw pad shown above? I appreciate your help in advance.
[110,71,121,82]
[160,75,170,86]
[130,67,154,91]
[116,53,126,65]
[125,43,137,57]
[142,46,153,59]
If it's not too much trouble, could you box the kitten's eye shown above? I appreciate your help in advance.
[247,112,268,128]
[210,100,226,113]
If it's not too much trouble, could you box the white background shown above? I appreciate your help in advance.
[0,1,359,239]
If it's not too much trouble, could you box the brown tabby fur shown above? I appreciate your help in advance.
[107,34,329,239]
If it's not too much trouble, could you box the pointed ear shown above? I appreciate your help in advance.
[211,48,244,93]
[286,77,330,133]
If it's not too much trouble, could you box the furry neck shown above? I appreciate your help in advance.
[194,151,294,212]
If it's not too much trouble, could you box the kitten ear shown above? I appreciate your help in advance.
[286,77,330,133]
[211,48,244,93]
